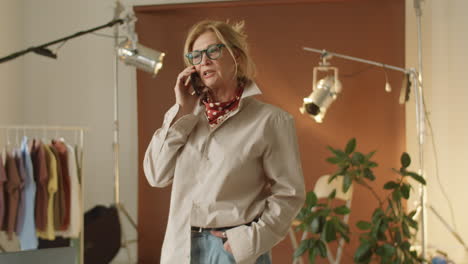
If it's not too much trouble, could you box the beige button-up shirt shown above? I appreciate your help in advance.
[144,82,305,264]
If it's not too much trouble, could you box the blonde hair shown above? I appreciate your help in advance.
[183,20,256,85]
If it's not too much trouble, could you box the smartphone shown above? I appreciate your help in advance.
[190,72,204,96]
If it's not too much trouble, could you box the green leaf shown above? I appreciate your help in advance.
[372,208,384,223]
[327,146,347,159]
[354,241,372,262]
[328,173,339,183]
[356,221,372,230]
[375,217,388,241]
[363,168,376,181]
[368,161,378,168]
[306,191,318,209]
[328,189,337,200]
[365,150,376,160]
[384,181,400,190]
[401,152,411,168]
[407,172,426,185]
[326,157,341,164]
[376,243,396,257]
[307,238,315,247]
[316,240,327,258]
[350,157,360,167]
[352,152,365,164]
[334,205,351,215]
[343,174,352,193]
[345,138,357,155]
[321,220,337,242]
[402,222,411,238]
[392,189,402,201]
[293,239,310,258]
[401,184,410,199]
[379,221,389,236]
[394,228,402,243]
[405,215,418,229]
[308,246,317,264]
[316,208,331,217]
[370,218,382,239]
[296,208,311,221]
[336,221,350,242]
[400,241,411,250]
[335,219,347,232]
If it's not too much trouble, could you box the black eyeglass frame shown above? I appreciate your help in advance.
[185,43,226,65]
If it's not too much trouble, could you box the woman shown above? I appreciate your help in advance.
[143,20,305,264]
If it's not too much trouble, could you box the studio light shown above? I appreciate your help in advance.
[300,64,341,123]
[117,39,165,76]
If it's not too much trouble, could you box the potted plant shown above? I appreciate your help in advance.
[294,138,425,263]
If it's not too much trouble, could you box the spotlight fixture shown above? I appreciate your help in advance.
[300,63,341,123]
[117,39,165,76]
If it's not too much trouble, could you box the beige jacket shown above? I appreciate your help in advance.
[143,82,305,264]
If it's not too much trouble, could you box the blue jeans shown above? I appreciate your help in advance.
[190,230,271,264]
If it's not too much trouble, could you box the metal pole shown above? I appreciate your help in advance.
[79,128,85,264]
[302,47,410,74]
[113,2,137,262]
[414,0,427,260]
[113,2,121,208]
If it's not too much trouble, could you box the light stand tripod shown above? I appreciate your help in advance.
[111,1,138,263]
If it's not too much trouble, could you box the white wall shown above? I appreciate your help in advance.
[0,0,23,125]
[0,0,23,252]
[406,0,468,262]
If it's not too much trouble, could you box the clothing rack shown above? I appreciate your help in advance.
[0,125,86,264]
[0,125,86,147]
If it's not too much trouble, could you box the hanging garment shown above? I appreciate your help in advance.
[74,145,82,185]
[51,140,70,231]
[14,150,26,234]
[14,148,35,250]
[30,139,49,232]
[37,144,58,240]
[57,143,81,238]
[4,153,21,240]
[49,145,65,231]
[0,154,7,230]
[16,137,38,250]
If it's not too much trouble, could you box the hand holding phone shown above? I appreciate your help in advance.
[189,72,204,96]
[174,67,201,119]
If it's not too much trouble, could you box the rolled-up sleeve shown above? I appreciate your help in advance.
[143,104,200,188]
[226,114,306,264]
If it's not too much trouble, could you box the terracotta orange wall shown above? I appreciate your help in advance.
[136,0,405,263]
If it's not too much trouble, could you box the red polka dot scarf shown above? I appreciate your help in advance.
[202,87,244,128]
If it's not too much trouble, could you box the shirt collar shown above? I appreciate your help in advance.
[194,81,261,115]
[241,81,262,99]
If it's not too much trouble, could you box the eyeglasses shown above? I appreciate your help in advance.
[185,43,226,65]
